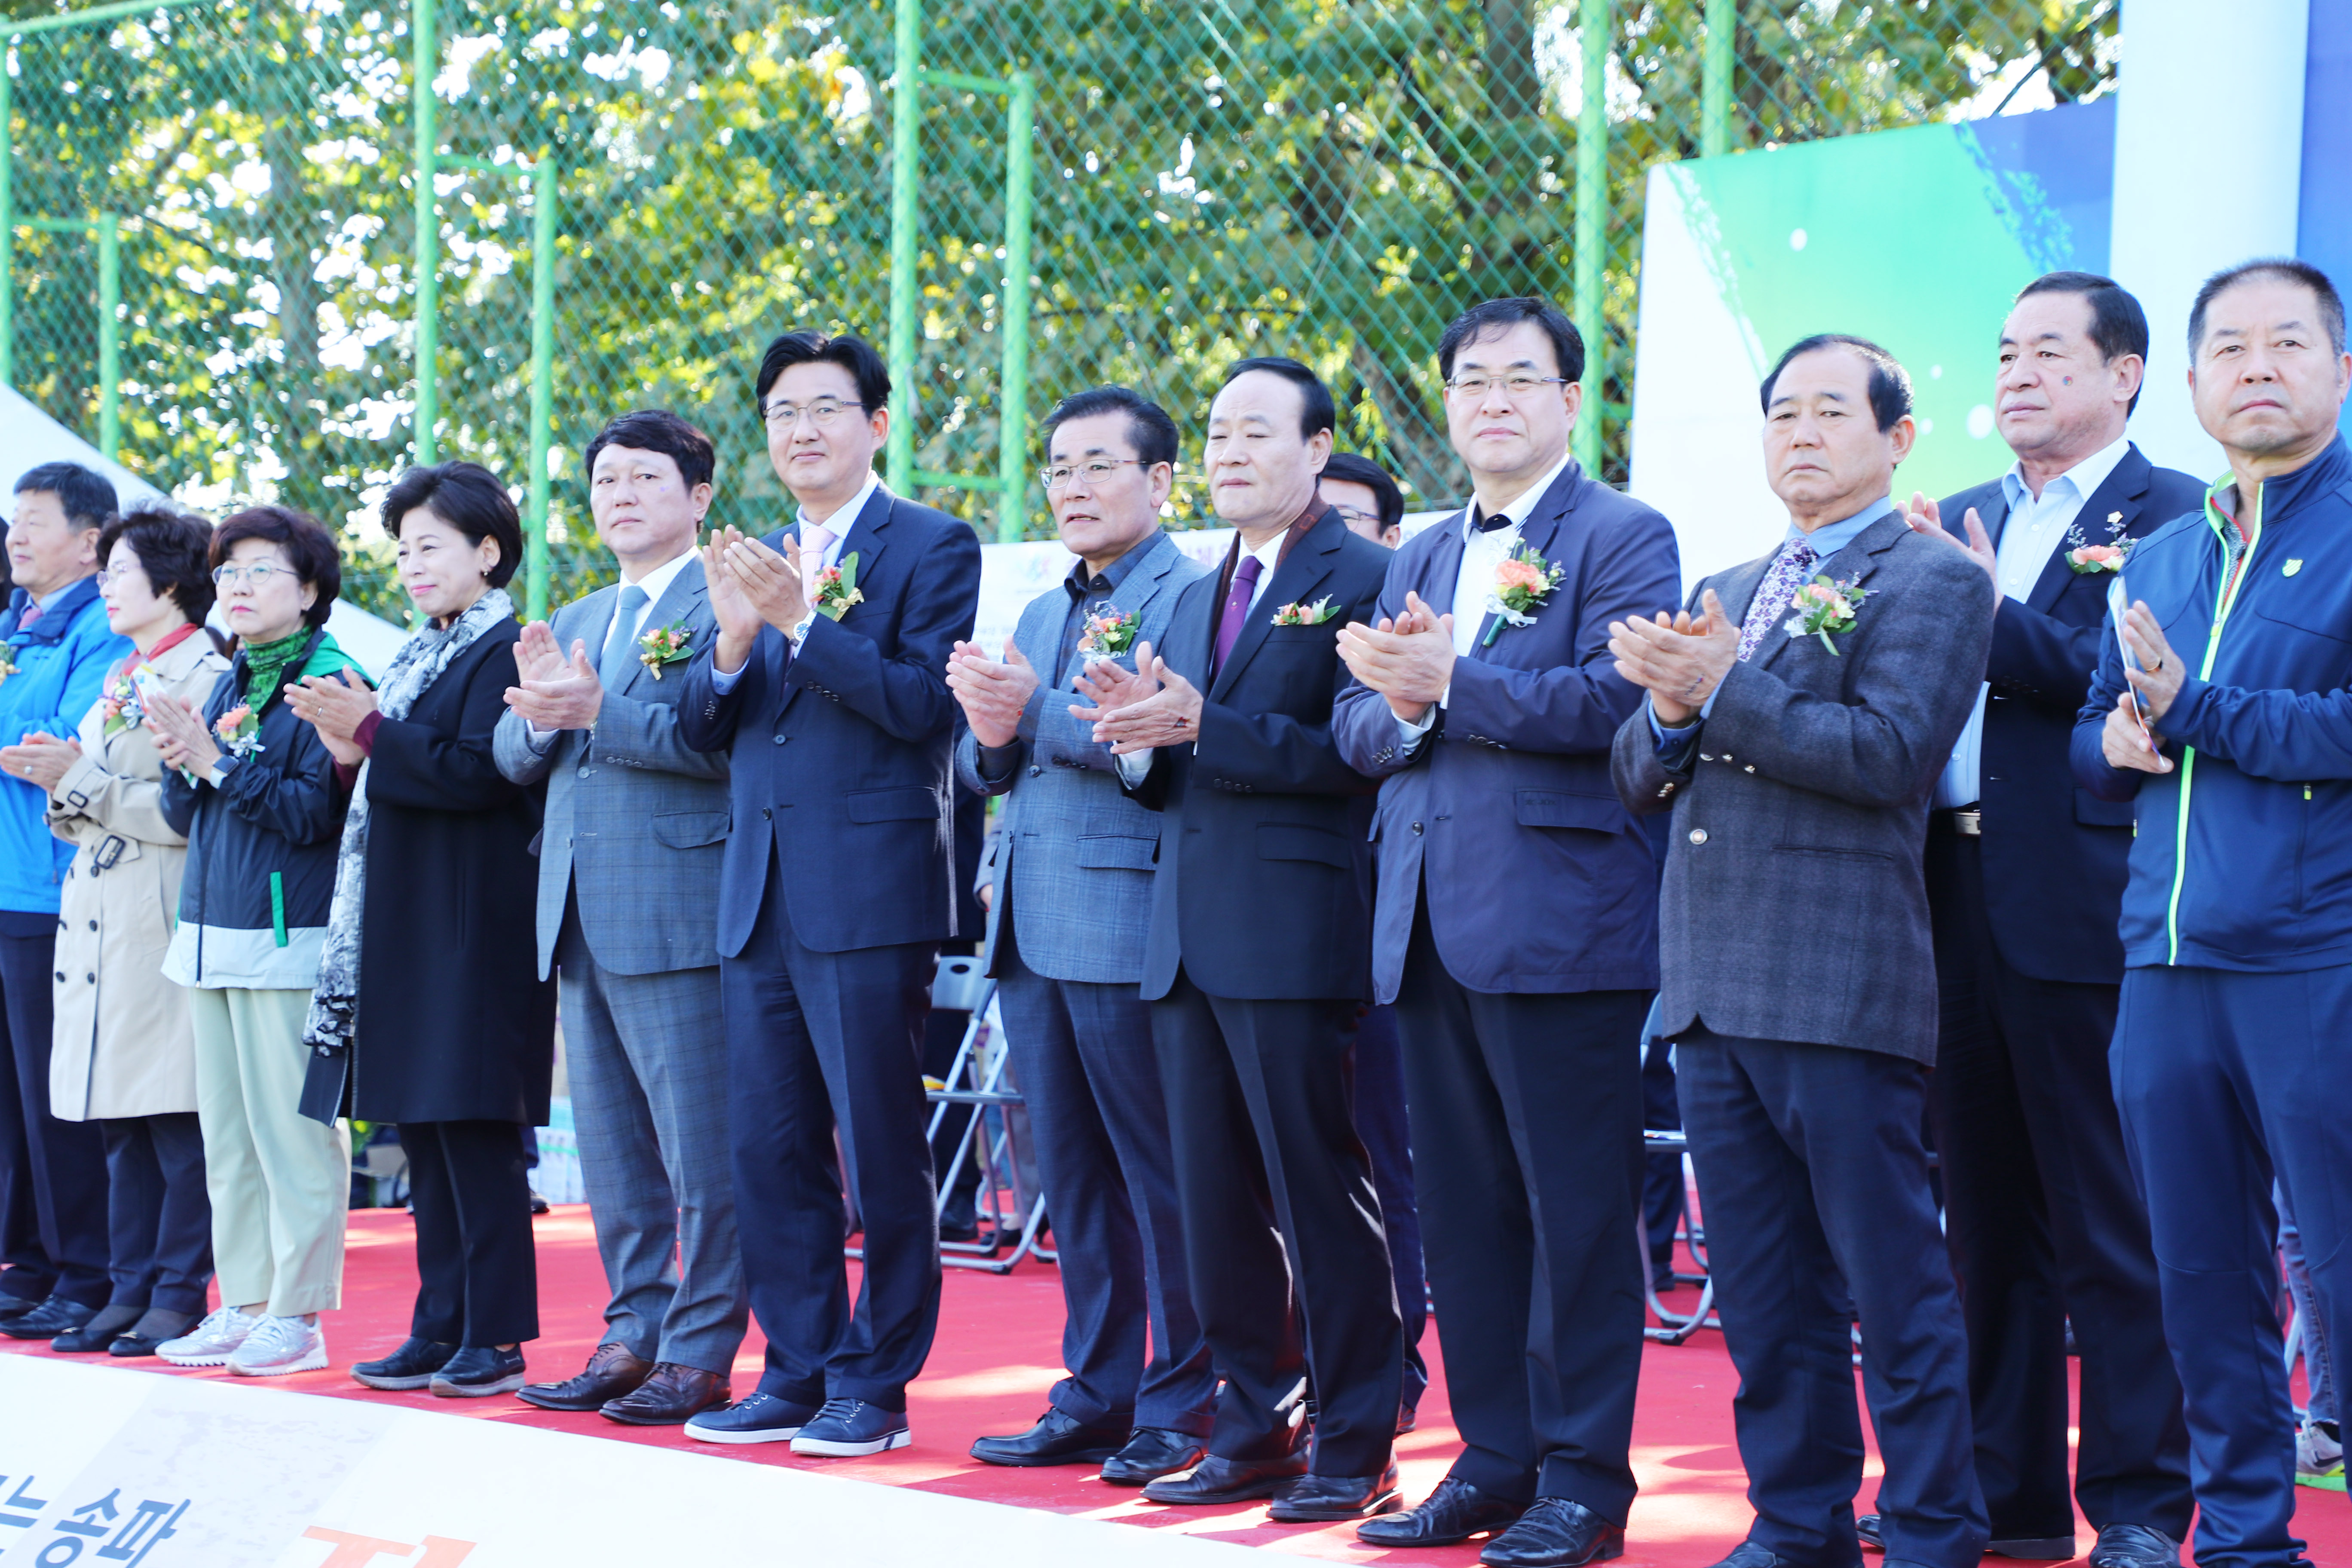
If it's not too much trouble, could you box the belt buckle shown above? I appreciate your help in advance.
[1951,809,1981,836]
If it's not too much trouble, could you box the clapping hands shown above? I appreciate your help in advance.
[503,620,606,731]
[1069,640,1204,754]
[946,636,1042,749]
[1336,591,1455,722]
[1607,591,1741,725]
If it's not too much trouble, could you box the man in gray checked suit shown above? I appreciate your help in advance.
[495,410,745,1426]
[1608,337,1994,1568]
[945,386,1214,1485]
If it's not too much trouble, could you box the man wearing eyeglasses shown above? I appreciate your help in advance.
[677,330,981,1457]
[946,386,1212,1484]
[1333,297,1680,1566]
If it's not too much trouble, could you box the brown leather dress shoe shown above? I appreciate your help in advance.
[602,1363,732,1426]
[515,1343,653,1412]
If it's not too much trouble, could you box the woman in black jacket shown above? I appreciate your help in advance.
[149,506,363,1378]
[288,462,555,1399]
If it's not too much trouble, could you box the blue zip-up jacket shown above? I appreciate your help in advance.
[0,576,131,914]
[2071,434,2352,971]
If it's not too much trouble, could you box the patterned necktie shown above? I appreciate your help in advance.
[1736,538,1819,663]
[1212,554,1264,676]
[600,584,649,688]
[800,522,834,621]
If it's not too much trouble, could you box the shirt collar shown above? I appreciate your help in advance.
[2000,433,2132,514]
[1788,494,1894,564]
[621,547,694,606]
[798,471,882,545]
[1064,530,1162,601]
[1464,450,1575,540]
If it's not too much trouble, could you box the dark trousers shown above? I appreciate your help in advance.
[1393,903,1650,1519]
[1678,1027,1988,1568]
[721,873,940,1408]
[402,1118,539,1347]
[2112,963,2352,1568]
[995,903,1214,1435]
[1151,968,1403,1478]
[0,928,108,1305]
[1352,1001,1428,1412]
[1926,832,2190,1543]
[98,1113,212,1315]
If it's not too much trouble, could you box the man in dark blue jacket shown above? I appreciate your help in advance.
[676,330,980,1457]
[2071,257,2352,1568]
[1332,297,1680,1568]
[1896,273,2199,1568]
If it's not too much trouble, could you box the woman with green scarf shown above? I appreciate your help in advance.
[148,505,364,1378]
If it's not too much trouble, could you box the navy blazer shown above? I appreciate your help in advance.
[678,484,982,957]
[1127,505,1389,1003]
[1332,459,1680,1001]
[1938,444,2206,985]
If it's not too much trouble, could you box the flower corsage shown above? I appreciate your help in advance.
[812,553,865,621]
[1784,576,1870,655]
[2064,511,2132,574]
[213,703,264,760]
[1076,607,1139,662]
[637,620,694,680]
[0,644,15,688]
[1482,545,1565,646]
[100,665,159,738]
[1270,596,1339,626]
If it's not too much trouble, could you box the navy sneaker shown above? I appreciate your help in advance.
[429,1345,528,1398]
[352,1337,458,1390]
[686,1391,821,1446]
[790,1397,912,1457]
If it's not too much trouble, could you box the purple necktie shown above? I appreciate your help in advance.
[1736,538,1819,662]
[1212,554,1263,675]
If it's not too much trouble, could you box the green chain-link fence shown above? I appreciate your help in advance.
[1,0,2116,623]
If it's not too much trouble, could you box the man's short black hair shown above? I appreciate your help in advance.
[1319,451,1406,534]
[1759,334,1914,432]
[1041,385,1179,472]
[1217,356,1336,440]
[15,461,118,533]
[754,329,891,414]
[211,505,341,630]
[380,461,525,590]
[100,502,217,626]
[585,409,717,492]
[1436,296,1586,386]
[2189,257,2347,358]
[2015,271,2152,415]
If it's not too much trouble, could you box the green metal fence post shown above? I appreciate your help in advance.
[995,71,1033,543]
[1702,0,1734,158]
[0,60,14,392]
[411,0,439,462]
[886,0,922,492]
[526,154,557,621]
[96,212,119,459]
[1573,0,1609,475]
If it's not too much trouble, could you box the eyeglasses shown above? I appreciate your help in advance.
[1329,504,1385,533]
[1443,374,1570,401]
[211,561,289,588]
[762,398,866,429]
[95,564,145,586]
[1041,458,1148,491]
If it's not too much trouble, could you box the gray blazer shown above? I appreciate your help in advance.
[954,532,1204,986]
[1610,512,1994,1063]
[493,557,731,980]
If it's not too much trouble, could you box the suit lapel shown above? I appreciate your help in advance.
[611,557,708,697]
[1754,514,1905,677]
[831,484,896,592]
[1420,510,1475,647]
[2024,447,2149,614]
[1209,508,1342,704]
[581,587,621,677]
[1467,463,1582,658]
[1974,487,2014,554]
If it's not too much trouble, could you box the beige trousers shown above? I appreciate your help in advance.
[190,986,350,1315]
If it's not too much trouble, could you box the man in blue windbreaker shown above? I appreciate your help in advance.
[2072,257,2352,1568]
[0,462,130,1338]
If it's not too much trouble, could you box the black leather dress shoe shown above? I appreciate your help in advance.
[1100,1427,1205,1485]
[1858,1514,1883,1551]
[515,1342,653,1412]
[0,1289,44,1321]
[110,1307,198,1358]
[1,1297,93,1340]
[971,1406,1130,1467]
[51,1304,143,1353]
[1702,1544,1790,1568]
[2086,1523,2181,1568]
[1480,1497,1626,1568]
[1270,1464,1401,1523]
[1142,1452,1309,1505]
[1358,1476,1528,1547]
[601,1364,730,1426]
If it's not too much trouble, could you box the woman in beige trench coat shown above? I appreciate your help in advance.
[1,505,230,1356]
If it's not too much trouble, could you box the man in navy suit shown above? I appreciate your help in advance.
[1332,297,1681,1568]
[1078,358,1402,1524]
[676,330,980,1456]
[1891,273,2201,1568]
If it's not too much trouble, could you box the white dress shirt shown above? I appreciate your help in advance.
[710,471,881,692]
[1934,435,2132,808]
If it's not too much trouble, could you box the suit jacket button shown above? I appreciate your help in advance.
[1688,827,1709,845]
[761,806,773,820]
[1744,765,1756,774]
[1658,784,1675,796]
[773,734,787,745]
[1699,753,1715,763]
[1028,766,1043,778]
[1721,752,1733,762]
[1411,821,1424,835]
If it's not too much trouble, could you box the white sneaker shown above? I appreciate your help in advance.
[227,1315,327,1377]
[156,1306,261,1367]
[2299,1418,2344,1478]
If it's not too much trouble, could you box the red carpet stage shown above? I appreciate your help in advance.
[6,1206,2346,1566]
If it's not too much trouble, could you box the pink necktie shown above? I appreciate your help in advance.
[801,523,833,620]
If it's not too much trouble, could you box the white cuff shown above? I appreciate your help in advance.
[709,659,745,695]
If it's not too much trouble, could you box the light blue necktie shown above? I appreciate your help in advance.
[600,584,650,688]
